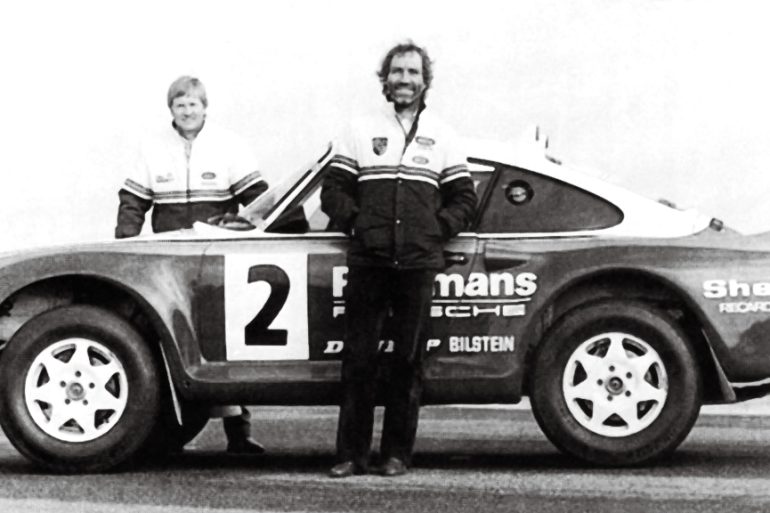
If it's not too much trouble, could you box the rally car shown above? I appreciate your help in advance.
[0,133,768,473]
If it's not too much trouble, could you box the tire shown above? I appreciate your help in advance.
[528,299,701,466]
[0,305,162,473]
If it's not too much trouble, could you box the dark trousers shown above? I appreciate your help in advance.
[336,266,436,468]
[223,406,251,441]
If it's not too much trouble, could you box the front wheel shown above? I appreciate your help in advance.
[0,306,161,473]
[528,300,701,466]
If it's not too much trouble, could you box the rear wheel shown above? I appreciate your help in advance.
[0,306,161,473]
[529,300,701,466]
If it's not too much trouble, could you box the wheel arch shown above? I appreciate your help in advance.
[0,274,186,425]
[522,268,733,403]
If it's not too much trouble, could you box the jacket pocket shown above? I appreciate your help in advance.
[357,225,391,252]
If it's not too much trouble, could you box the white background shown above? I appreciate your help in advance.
[2,0,769,250]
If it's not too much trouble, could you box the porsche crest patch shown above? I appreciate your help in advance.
[372,137,388,156]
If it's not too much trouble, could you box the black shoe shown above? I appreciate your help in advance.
[227,437,266,454]
[329,461,366,478]
[380,457,408,477]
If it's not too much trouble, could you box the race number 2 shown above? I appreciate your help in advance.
[224,254,309,361]
[245,265,289,346]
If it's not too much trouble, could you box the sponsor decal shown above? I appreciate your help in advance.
[308,255,537,360]
[372,137,388,156]
[703,279,770,314]
[448,335,514,353]
[155,173,174,183]
[323,337,500,355]
[331,266,537,319]
[415,136,435,146]
[412,156,430,165]
[718,302,770,313]
[202,171,217,180]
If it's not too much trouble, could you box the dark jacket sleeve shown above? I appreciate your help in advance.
[320,163,359,234]
[236,179,269,206]
[115,189,152,239]
[437,176,478,240]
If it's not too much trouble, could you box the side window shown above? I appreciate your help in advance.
[266,172,331,234]
[477,165,623,233]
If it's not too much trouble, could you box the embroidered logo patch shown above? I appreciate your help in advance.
[201,172,217,180]
[155,173,174,183]
[412,156,429,165]
[372,137,388,156]
[415,136,435,147]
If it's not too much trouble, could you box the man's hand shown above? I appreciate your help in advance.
[206,213,255,231]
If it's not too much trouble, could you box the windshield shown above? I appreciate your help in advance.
[241,143,332,226]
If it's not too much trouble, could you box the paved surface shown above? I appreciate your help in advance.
[483,396,770,416]
[1,406,770,512]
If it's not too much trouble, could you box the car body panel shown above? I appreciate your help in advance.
[0,143,769,412]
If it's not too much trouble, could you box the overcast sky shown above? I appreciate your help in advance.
[1,0,768,249]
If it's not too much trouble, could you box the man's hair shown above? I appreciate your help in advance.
[377,41,434,101]
[167,76,208,108]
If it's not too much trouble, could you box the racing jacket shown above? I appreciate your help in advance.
[115,122,267,238]
[321,103,477,269]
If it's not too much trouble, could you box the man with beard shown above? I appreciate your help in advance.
[321,42,477,477]
[115,75,266,455]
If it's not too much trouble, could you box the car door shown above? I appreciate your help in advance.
[196,163,478,398]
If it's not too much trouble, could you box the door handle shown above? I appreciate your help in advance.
[443,251,468,266]
[483,251,531,271]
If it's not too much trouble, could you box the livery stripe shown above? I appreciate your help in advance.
[154,195,233,204]
[330,162,359,175]
[360,165,440,182]
[123,179,154,200]
[359,172,439,188]
[441,164,469,176]
[440,164,471,184]
[231,171,264,195]
[155,189,233,198]
[440,171,472,184]
[329,154,360,175]
[331,154,359,168]
[152,189,236,201]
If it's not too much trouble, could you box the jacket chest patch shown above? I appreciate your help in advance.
[155,173,174,183]
[372,137,388,156]
[201,172,217,180]
[415,136,435,147]
[412,156,430,165]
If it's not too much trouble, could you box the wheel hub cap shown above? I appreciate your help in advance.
[605,376,625,395]
[66,382,86,401]
[562,332,669,438]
